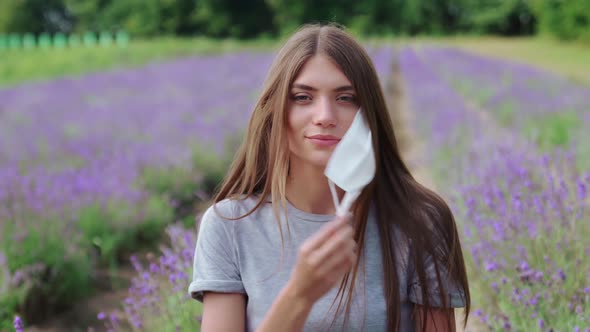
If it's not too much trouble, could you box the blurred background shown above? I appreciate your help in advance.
[1,0,589,331]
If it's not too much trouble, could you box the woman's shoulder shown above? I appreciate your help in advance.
[202,194,269,222]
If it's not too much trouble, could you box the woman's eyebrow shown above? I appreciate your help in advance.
[291,83,355,92]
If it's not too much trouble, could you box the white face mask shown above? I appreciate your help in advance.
[324,108,376,217]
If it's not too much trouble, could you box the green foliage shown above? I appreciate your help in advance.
[3,0,587,40]
[194,0,275,38]
[99,0,161,37]
[0,197,174,325]
[141,166,200,202]
[144,292,203,331]
[78,197,173,266]
[0,0,72,34]
[523,111,581,150]
[62,0,103,32]
[532,0,590,41]
[191,133,243,196]
[78,201,130,266]
[0,37,274,87]
[3,222,68,274]
[496,100,516,126]
[63,0,199,37]
[465,0,537,35]
[267,0,358,36]
[190,146,229,197]
[1,219,93,324]
[139,137,241,230]
[267,0,472,37]
[137,195,175,242]
[139,160,208,229]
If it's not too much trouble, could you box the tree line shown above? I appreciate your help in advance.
[0,0,588,41]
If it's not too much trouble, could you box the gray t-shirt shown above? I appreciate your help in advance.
[188,196,465,331]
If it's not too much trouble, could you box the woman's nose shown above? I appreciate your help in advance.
[312,97,337,127]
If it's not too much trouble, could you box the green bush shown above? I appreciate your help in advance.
[0,195,175,325]
[0,0,72,35]
[1,219,93,325]
[466,0,537,35]
[192,0,275,38]
[137,194,175,243]
[139,137,242,229]
[5,0,587,39]
[78,197,173,267]
[533,0,590,41]
[524,111,581,150]
[99,0,161,37]
[78,202,130,266]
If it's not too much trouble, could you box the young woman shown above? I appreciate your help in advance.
[188,23,470,332]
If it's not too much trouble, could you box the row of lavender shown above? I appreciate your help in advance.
[399,47,589,331]
[0,50,275,328]
[420,47,590,169]
[3,46,393,330]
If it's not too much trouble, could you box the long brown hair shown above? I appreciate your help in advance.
[213,23,470,331]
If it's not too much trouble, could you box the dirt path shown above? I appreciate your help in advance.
[387,51,486,332]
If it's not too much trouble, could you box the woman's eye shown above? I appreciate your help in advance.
[338,95,356,102]
[291,94,311,102]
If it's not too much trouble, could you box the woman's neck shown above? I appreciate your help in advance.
[285,161,343,215]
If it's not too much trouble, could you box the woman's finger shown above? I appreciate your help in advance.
[314,239,357,277]
[307,226,354,267]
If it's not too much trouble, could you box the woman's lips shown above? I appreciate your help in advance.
[307,135,340,147]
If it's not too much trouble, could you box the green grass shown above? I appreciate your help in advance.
[2,35,588,88]
[0,37,277,87]
[407,35,590,86]
[8,33,586,88]
[0,35,394,88]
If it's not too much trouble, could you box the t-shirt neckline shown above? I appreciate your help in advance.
[285,199,335,222]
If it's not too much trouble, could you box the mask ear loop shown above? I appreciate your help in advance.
[328,179,340,214]
[336,190,360,218]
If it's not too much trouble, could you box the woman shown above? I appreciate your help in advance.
[188,23,470,332]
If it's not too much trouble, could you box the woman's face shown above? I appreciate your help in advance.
[287,54,359,169]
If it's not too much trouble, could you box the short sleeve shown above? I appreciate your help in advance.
[188,203,246,302]
[407,247,466,308]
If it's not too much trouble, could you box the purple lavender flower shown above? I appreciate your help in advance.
[485,260,499,272]
[13,315,23,332]
[577,180,587,201]
[557,269,566,281]
[399,45,589,331]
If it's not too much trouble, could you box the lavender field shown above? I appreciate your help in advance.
[1,46,393,330]
[3,41,588,331]
[400,47,589,331]
[0,51,273,330]
[92,45,589,332]
[417,47,590,169]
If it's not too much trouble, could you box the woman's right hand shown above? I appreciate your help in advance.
[287,215,358,307]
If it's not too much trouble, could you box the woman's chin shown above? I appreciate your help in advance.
[308,155,332,169]
[290,150,333,169]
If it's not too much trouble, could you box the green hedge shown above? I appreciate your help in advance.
[0,0,588,41]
